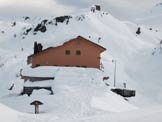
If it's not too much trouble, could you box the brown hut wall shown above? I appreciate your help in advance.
[31,37,101,69]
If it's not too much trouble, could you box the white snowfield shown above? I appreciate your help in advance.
[133,2,162,30]
[0,103,21,122]
[0,5,162,122]
[1,102,162,122]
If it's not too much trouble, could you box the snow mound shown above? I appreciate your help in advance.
[91,92,138,112]
[32,89,52,95]
[0,103,21,122]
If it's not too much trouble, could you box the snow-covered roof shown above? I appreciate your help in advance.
[24,80,53,87]
[22,66,60,77]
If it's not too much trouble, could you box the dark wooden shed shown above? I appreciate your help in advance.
[95,5,101,11]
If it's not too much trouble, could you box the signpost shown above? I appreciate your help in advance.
[30,100,43,114]
[112,60,117,87]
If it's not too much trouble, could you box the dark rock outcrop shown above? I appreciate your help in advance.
[34,24,47,32]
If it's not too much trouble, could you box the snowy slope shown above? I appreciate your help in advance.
[0,103,22,122]
[132,2,162,30]
[1,102,162,122]
[0,5,162,122]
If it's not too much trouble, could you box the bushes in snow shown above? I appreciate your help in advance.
[66,19,69,25]
[14,34,16,38]
[23,28,32,35]
[0,63,4,68]
[136,27,141,35]
[23,16,30,21]
[11,22,16,27]
[160,40,162,44]
[76,15,85,21]
[98,37,101,43]
[1,31,5,34]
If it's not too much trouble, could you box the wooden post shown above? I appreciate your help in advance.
[35,104,38,114]
[30,100,43,114]
[112,60,117,87]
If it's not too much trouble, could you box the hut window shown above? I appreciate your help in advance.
[65,50,70,55]
[76,50,81,55]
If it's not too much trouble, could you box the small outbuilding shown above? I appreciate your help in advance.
[27,36,106,69]
[95,5,101,11]
[91,5,101,12]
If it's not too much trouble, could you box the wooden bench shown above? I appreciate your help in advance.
[111,88,135,97]
[21,86,54,96]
